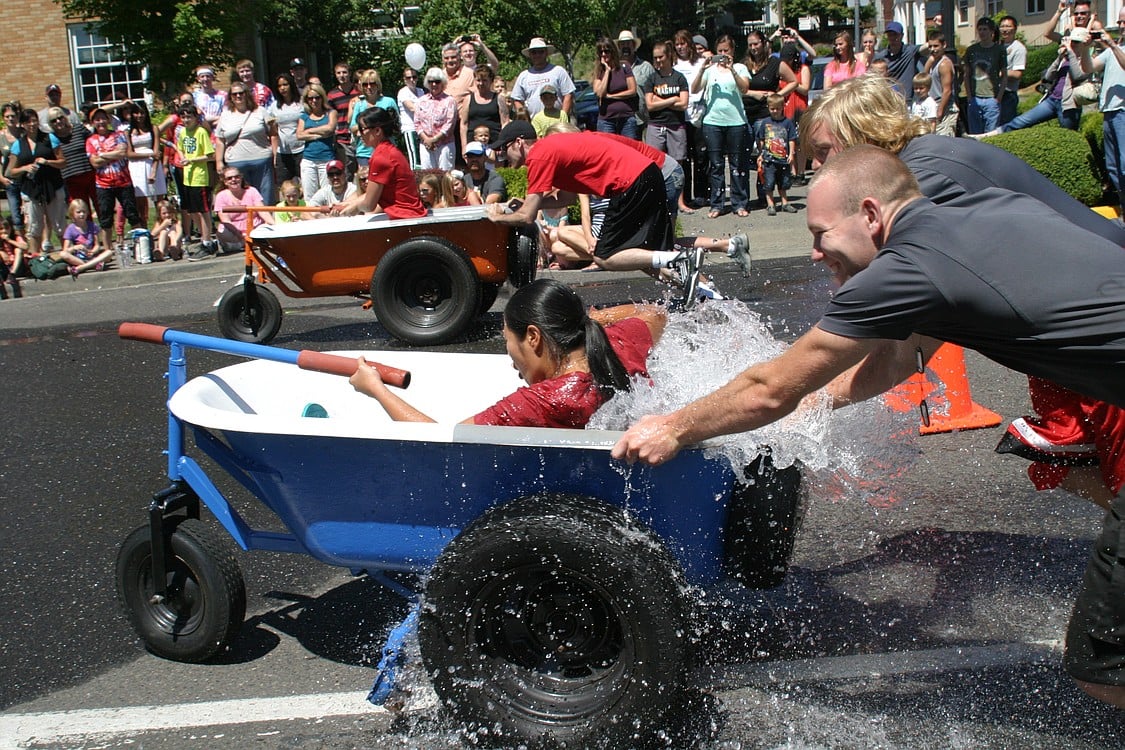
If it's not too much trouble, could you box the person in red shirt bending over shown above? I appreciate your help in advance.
[350,279,667,428]
[485,121,706,304]
[331,106,426,219]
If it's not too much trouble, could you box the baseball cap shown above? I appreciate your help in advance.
[88,107,109,122]
[490,120,536,151]
[46,84,61,94]
[692,34,708,48]
[540,84,558,96]
[885,21,904,35]
[289,57,307,68]
[464,141,487,156]
[326,159,345,174]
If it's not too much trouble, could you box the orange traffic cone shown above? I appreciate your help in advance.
[883,343,1002,435]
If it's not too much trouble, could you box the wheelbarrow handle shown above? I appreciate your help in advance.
[296,351,411,388]
[117,322,410,388]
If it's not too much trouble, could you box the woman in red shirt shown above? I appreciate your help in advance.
[331,107,426,219]
[350,279,667,428]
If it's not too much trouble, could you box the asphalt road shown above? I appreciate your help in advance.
[0,247,1122,748]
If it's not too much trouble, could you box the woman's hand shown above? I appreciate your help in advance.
[349,357,385,396]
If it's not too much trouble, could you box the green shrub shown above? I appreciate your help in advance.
[981,125,1103,205]
[1024,44,1058,87]
[497,166,527,199]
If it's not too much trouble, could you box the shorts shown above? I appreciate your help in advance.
[180,185,211,215]
[593,164,673,260]
[65,172,97,210]
[761,160,791,193]
[1065,492,1125,686]
[645,123,687,163]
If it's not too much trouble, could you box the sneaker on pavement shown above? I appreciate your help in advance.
[781,203,798,214]
[726,233,752,277]
[766,205,777,216]
[187,242,216,262]
[669,246,705,309]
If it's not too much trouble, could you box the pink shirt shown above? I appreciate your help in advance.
[214,186,265,235]
[824,58,867,87]
[413,92,457,144]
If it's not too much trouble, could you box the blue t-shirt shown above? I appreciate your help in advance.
[300,112,336,162]
[753,116,797,163]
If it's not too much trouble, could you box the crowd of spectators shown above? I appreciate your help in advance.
[2,11,1123,286]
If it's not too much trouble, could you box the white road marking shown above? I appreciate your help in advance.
[0,691,384,746]
[0,641,1063,746]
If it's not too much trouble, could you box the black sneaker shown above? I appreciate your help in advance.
[187,242,216,262]
[669,246,705,309]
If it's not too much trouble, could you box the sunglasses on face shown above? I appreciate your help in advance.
[307,95,322,101]
[327,171,344,177]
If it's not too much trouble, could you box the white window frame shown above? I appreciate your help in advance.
[1026,0,1047,15]
[986,0,1004,15]
[67,24,147,107]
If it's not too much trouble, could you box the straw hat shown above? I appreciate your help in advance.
[522,37,557,58]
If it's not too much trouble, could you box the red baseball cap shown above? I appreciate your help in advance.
[326,160,345,174]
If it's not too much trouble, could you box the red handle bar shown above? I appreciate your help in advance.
[118,322,411,388]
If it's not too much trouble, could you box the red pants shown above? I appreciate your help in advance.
[1010,376,1125,493]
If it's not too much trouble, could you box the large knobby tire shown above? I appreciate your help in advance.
[478,282,501,315]
[419,495,694,749]
[216,283,283,344]
[507,229,537,289]
[116,518,246,663]
[723,454,804,589]
[371,236,481,345]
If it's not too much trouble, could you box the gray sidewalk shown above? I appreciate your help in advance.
[11,187,812,298]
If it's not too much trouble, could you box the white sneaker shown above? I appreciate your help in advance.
[697,278,727,301]
[726,233,751,277]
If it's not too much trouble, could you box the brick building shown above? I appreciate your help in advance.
[3,4,147,113]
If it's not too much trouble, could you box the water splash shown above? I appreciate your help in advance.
[590,301,920,505]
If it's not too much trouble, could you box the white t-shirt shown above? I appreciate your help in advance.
[397,85,423,133]
[307,182,357,207]
[1004,39,1027,92]
[511,64,576,117]
[910,96,938,121]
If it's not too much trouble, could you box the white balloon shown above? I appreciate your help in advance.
[405,43,426,71]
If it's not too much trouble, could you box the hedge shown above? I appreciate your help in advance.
[980,125,1104,205]
[1024,44,1059,87]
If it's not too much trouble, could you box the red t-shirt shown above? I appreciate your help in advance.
[369,140,426,219]
[525,132,653,197]
[473,317,654,428]
[85,131,132,189]
[593,132,667,168]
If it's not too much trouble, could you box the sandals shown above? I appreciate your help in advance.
[707,210,721,219]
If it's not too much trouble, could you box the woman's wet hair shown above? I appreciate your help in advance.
[359,106,402,140]
[504,279,631,393]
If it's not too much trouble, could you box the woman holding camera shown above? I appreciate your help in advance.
[693,34,750,218]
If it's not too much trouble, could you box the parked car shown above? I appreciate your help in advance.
[572,79,599,131]
[807,55,833,105]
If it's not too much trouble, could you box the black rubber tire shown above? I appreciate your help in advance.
[723,453,804,588]
[116,518,247,663]
[419,495,693,749]
[478,282,500,315]
[507,229,537,289]
[371,236,481,345]
[216,283,283,344]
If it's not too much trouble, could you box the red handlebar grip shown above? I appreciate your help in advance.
[118,322,169,344]
[296,351,411,389]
